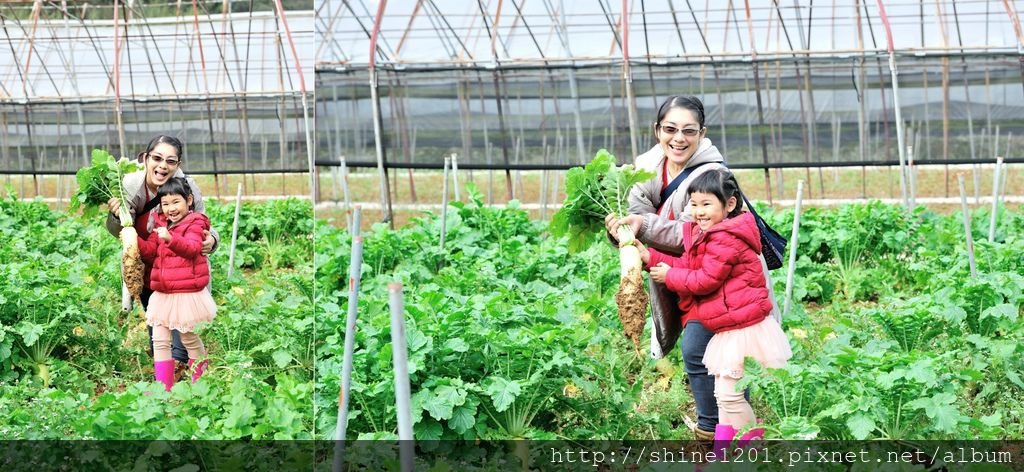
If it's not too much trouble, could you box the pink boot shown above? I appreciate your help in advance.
[710,424,737,461]
[188,358,209,383]
[737,426,765,447]
[737,420,765,448]
[154,360,175,392]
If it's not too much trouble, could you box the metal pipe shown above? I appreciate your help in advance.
[622,0,639,160]
[368,0,393,226]
[875,0,909,211]
[745,0,773,205]
[783,180,804,316]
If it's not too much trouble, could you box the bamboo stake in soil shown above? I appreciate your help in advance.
[958,175,978,279]
[989,156,1004,242]
[440,157,450,255]
[228,183,242,279]
[388,282,415,472]
[783,179,804,317]
[451,153,460,202]
[334,208,362,472]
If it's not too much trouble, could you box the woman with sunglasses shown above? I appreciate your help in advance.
[106,135,219,382]
[604,96,781,444]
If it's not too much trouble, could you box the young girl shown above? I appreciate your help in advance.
[635,169,792,452]
[137,177,217,391]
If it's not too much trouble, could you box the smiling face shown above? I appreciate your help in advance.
[160,193,193,224]
[144,142,181,190]
[688,191,736,231]
[657,108,706,169]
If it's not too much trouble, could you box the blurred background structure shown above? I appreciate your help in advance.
[1,0,314,200]
[315,0,1022,218]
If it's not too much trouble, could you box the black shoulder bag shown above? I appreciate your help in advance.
[740,194,787,270]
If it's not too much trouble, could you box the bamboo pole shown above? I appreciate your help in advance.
[907,144,916,209]
[977,127,986,203]
[227,183,243,279]
[334,208,361,463]
[388,282,415,463]
[989,156,1003,242]
[783,180,804,317]
[340,157,352,230]
[958,175,978,279]
[451,153,460,202]
[440,157,450,254]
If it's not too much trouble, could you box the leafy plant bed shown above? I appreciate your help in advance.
[316,185,1023,441]
[0,195,314,439]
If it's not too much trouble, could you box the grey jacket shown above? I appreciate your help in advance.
[624,140,782,358]
[106,169,220,252]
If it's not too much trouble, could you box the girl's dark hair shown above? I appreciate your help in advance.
[155,177,194,209]
[652,95,706,141]
[139,135,184,163]
[687,168,744,218]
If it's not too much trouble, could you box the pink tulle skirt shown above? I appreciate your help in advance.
[146,290,217,333]
[702,316,792,379]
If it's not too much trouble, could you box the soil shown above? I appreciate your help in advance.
[615,266,648,351]
[120,227,144,298]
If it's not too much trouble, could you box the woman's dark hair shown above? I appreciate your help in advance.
[155,177,194,210]
[686,168,744,218]
[139,135,184,163]
[652,95,706,141]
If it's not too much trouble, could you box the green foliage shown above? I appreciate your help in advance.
[317,200,1024,442]
[550,149,653,252]
[0,197,313,438]
[69,149,143,226]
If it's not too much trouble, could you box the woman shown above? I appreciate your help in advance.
[605,96,781,441]
[106,135,219,381]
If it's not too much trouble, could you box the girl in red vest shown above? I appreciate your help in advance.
[636,168,791,452]
[137,177,217,391]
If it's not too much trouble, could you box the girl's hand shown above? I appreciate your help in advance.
[156,227,171,243]
[634,240,650,264]
[649,262,670,284]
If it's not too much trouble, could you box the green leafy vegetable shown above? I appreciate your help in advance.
[550,149,654,252]
[69,149,142,226]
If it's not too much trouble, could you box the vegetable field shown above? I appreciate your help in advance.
[0,195,314,439]
[316,184,1024,441]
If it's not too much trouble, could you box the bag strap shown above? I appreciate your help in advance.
[740,194,761,222]
[141,192,161,214]
[659,161,715,208]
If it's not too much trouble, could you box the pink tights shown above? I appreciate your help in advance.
[152,325,206,362]
[714,373,756,428]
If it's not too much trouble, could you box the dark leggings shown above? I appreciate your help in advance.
[141,287,188,363]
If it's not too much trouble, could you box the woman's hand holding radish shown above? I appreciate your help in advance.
[605,213,643,244]
[108,197,121,217]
